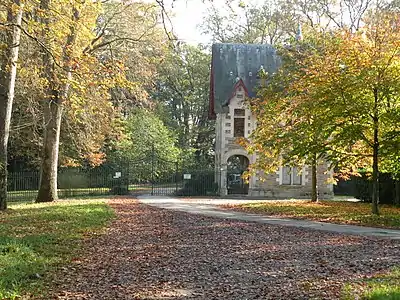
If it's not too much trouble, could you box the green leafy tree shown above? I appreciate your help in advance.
[255,13,400,214]
[152,44,214,168]
[108,108,180,181]
[244,33,334,202]
[35,0,102,202]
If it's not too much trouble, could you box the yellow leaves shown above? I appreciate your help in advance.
[83,152,106,167]
[232,200,400,228]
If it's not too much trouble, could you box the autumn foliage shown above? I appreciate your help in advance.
[246,13,400,214]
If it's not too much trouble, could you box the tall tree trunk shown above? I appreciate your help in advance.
[0,1,23,210]
[311,153,318,202]
[371,88,379,215]
[36,96,63,202]
[36,3,79,202]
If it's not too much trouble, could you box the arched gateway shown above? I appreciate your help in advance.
[227,155,249,194]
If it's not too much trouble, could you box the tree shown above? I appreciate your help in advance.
[0,0,23,210]
[262,13,400,214]
[244,33,334,202]
[152,44,215,168]
[201,0,297,45]
[201,0,386,45]
[108,108,180,163]
[7,1,161,172]
[2,1,171,204]
[34,0,127,202]
[87,1,166,107]
[35,0,90,202]
[327,13,400,214]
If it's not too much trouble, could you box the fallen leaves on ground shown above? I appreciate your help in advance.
[221,200,400,229]
[45,198,399,299]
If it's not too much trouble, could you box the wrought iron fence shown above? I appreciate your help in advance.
[7,161,219,202]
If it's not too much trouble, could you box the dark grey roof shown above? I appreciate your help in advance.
[210,43,280,115]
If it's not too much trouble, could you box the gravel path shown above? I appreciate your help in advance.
[50,199,400,300]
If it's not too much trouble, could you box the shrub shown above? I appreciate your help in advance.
[109,178,129,195]
[58,169,90,189]
[353,173,396,205]
[176,170,218,196]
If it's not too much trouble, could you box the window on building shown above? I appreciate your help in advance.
[292,167,302,185]
[282,166,291,185]
[282,166,302,185]
[234,118,245,137]
[234,109,245,116]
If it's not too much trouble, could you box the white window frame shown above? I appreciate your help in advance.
[280,166,303,186]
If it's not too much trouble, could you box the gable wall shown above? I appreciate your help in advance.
[215,87,333,199]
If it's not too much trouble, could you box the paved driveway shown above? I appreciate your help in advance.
[51,198,400,299]
[138,196,400,239]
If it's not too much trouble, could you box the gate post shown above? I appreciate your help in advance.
[151,144,154,196]
[126,161,130,195]
[175,161,179,194]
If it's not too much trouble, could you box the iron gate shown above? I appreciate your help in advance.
[7,156,219,202]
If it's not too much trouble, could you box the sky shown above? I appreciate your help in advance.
[159,0,265,44]
[160,0,212,44]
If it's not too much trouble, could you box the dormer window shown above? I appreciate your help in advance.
[234,119,245,137]
[234,109,245,137]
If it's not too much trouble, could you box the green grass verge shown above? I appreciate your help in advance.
[0,199,115,299]
[225,200,400,229]
[342,268,400,300]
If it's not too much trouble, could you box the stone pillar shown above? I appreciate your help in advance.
[219,164,228,196]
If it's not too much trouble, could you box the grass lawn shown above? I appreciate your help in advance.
[0,199,115,299]
[342,268,400,300]
[223,200,400,229]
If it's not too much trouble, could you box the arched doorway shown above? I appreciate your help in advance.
[227,155,249,195]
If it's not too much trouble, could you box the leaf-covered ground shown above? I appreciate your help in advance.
[47,199,400,299]
[221,200,400,229]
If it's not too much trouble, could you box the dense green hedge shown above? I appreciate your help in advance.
[176,170,218,196]
[352,173,400,205]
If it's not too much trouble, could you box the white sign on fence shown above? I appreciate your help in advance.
[113,172,122,179]
[183,174,191,180]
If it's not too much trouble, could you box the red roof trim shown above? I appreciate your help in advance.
[226,79,249,106]
[209,59,249,120]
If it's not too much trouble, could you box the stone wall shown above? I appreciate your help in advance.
[214,85,334,199]
[252,163,333,199]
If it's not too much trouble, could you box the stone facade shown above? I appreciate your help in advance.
[215,86,333,199]
[210,43,333,199]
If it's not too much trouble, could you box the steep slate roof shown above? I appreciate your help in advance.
[209,43,280,119]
